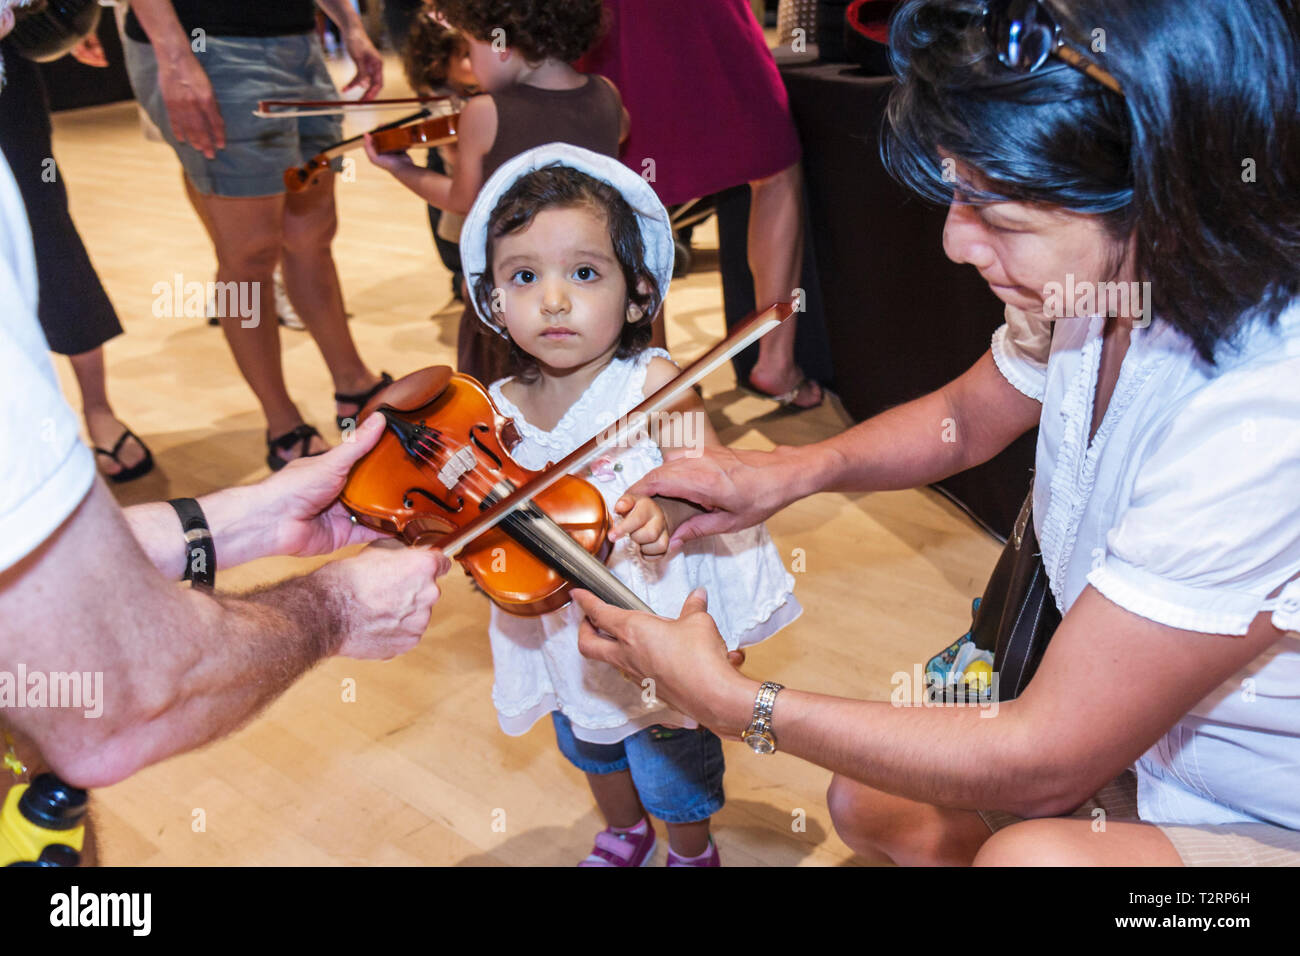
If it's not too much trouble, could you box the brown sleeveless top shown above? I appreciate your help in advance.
[480,75,623,181]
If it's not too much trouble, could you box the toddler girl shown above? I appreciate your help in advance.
[459,143,801,866]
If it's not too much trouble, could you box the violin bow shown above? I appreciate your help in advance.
[433,300,798,559]
[254,95,451,118]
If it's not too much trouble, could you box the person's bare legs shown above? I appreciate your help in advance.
[973,818,1184,866]
[665,819,710,857]
[69,347,148,477]
[194,190,327,459]
[829,773,1185,865]
[182,170,215,239]
[827,773,992,865]
[585,770,710,857]
[279,167,382,424]
[746,162,822,408]
[587,769,646,829]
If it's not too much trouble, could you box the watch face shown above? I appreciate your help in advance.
[745,733,776,755]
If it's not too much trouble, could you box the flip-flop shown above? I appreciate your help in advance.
[742,375,824,410]
[93,427,154,484]
[333,371,393,429]
[266,423,327,472]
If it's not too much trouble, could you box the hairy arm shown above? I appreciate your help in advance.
[0,481,395,789]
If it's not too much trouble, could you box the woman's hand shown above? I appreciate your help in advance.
[574,588,756,734]
[608,494,670,557]
[627,444,815,545]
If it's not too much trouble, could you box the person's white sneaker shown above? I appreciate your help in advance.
[274,265,305,330]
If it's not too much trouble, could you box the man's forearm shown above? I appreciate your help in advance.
[125,484,267,579]
[19,571,345,790]
[1,483,345,788]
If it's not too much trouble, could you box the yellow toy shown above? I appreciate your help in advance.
[0,774,87,867]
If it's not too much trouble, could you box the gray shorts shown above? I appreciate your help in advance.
[980,769,1300,866]
[123,33,343,197]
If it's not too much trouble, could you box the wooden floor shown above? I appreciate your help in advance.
[46,55,1001,866]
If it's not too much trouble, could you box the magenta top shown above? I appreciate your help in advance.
[577,0,802,205]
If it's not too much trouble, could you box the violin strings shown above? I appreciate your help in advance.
[395,422,636,601]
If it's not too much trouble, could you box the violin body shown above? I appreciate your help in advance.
[338,303,797,617]
[284,113,459,194]
[369,113,458,154]
[340,367,626,616]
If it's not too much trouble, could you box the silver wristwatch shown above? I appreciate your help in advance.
[743,681,784,754]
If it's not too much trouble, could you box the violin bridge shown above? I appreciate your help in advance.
[437,446,479,491]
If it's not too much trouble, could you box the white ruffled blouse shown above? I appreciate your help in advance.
[484,349,802,744]
[991,299,1300,829]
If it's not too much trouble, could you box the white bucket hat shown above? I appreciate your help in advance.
[459,142,675,333]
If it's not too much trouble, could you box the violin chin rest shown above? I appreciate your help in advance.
[359,366,454,417]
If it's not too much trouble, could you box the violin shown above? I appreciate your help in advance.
[339,301,796,617]
[284,111,459,193]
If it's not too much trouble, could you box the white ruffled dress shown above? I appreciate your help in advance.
[485,349,802,744]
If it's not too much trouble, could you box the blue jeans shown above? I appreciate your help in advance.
[552,712,725,824]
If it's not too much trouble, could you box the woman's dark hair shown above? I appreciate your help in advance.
[434,0,605,64]
[883,0,1300,363]
[402,13,472,96]
[473,165,662,382]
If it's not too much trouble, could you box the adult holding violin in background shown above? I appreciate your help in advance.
[574,0,1300,866]
[121,0,393,471]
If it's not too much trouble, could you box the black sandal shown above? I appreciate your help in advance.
[266,423,326,472]
[333,372,393,430]
[93,427,154,484]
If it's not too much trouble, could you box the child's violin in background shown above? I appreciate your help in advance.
[283,111,459,193]
[339,301,796,617]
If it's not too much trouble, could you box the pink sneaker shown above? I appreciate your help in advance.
[666,837,721,867]
[578,819,657,867]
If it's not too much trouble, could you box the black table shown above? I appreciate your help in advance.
[775,51,1036,538]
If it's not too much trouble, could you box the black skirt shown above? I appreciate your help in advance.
[0,41,122,356]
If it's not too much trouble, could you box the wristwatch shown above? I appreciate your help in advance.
[743,681,784,754]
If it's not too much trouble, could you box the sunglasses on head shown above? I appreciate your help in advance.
[982,0,1124,96]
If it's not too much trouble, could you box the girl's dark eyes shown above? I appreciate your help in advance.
[574,265,597,280]
[512,269,536,283]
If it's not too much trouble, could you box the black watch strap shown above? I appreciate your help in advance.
[167,498,215,591]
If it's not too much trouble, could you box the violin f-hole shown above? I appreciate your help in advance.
[404,486,464,514]
[470,423,504,469]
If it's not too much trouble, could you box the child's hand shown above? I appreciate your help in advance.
[363,132,416,173]
[609,494,670,558]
